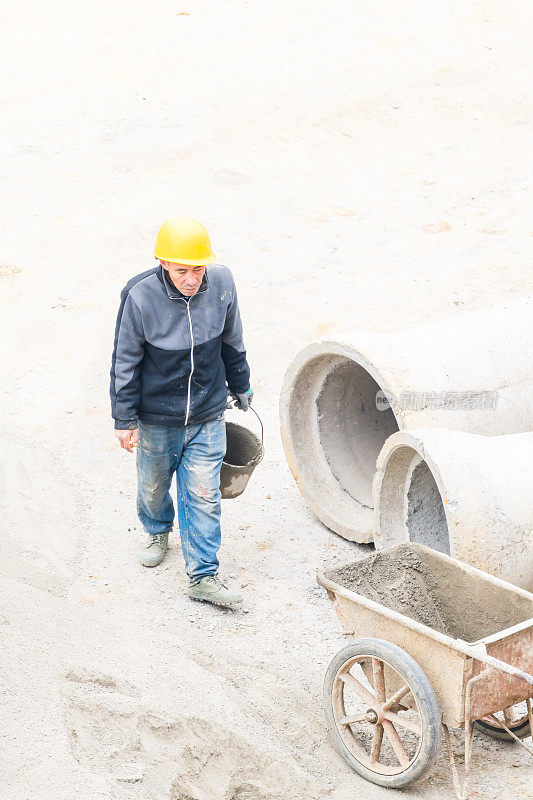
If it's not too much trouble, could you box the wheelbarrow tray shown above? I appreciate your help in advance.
[318,543,533,728]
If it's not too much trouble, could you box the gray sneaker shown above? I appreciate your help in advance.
[187,574,243,607]
[138,532,169,567]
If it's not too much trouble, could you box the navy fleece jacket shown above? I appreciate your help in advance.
[110,263,250,429]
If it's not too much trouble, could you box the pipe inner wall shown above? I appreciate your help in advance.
[316,359,398,507]
[375,445,451,555]
[407,460,450,555]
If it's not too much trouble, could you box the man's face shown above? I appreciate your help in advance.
[161,261,205,296]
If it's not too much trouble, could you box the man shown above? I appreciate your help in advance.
[110,216,253,608]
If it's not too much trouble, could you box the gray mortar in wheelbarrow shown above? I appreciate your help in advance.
[327,545,529,642]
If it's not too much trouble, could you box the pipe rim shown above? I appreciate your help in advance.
[280,339,401,542]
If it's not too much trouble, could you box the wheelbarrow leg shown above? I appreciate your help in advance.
[442,722,474,800]
[442,724,461,799]
[463,719,474,800]
[443,670,482,799]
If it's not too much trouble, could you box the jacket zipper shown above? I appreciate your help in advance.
[184,298,195,425]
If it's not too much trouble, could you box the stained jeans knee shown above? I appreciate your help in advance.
[176,418,226,582]
[136,422,176,535]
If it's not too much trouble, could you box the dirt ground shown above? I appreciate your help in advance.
[1,1,532,798]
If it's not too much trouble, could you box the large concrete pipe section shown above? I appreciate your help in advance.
[280,298,533,543]
[373,428,533,590]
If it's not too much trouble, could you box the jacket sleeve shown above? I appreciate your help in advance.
[221,279,251,394]
[110,290,145,429]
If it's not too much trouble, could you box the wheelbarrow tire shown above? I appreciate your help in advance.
[475,714,531,741]
[324,638,442,789]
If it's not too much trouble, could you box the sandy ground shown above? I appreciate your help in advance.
[1,1,532,798]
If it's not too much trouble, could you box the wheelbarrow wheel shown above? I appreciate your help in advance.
[475,704,531,741]
[324,638,442,789]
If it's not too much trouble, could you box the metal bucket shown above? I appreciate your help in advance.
[220,407,264,499]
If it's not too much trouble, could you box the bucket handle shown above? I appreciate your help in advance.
[249,405,264,446]
[227,396,264,445]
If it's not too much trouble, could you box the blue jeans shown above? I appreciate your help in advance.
[136,417,226,583]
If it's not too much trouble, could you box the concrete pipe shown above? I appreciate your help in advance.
[279,298,533,543]
[373,428,533,590]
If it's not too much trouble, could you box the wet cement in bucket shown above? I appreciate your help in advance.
[224,422,262,467]
[325,544,532,642]
[220,422,264,499]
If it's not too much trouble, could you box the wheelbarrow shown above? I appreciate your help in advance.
[317,543,533,798]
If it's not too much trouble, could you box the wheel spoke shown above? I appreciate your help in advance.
[339,671,376,707]
[370,723,384,763]
[382,684,411,712]
[372,659,386,703]
[383,711,422,736]
[338,713,368,726]
[382,719,410,766]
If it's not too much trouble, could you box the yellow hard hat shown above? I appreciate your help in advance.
[154,216,216,265]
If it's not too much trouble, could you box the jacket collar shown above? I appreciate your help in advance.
[159,264,209,301]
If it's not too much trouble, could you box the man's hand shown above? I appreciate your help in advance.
[230,388,254,412]
[115,428,139,453]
